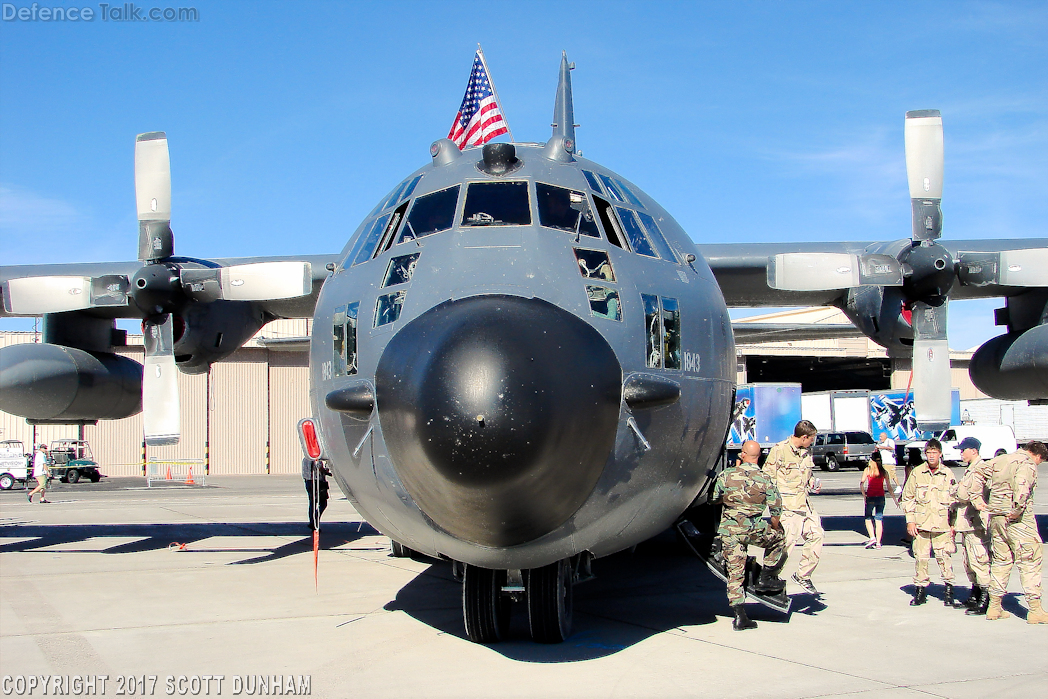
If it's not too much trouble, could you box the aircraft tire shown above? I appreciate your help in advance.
[527,559,573,643]
[390,540,414,558]
[462,565,510,644]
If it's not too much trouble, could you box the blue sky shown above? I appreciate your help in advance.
[1,0,1045,350]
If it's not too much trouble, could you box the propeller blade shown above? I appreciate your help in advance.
[142,315,180,446]
[910,300,952,431]
[135,132,174,261]
[768,253,903,291]
[958,248,1048,288]
[3,276,93,314]
[904,110,944,241]
[180,261,313,302]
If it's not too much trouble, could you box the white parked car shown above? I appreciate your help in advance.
[0,440,31,490]
[907,425,1017,465]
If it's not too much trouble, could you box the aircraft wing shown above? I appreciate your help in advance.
[698,238,1048,307]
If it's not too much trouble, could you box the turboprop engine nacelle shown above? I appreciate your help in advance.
[0,343,143,422]
[969,324,1048,401]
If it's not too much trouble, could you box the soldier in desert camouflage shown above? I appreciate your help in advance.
[966,441,1048,624]
[901,438,958,607]
[949,437,992,615]
[711,440,787,631]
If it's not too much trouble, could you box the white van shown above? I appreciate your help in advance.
[908,425,1017,464]
[0,440,31,490]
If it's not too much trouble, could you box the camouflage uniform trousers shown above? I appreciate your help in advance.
[721,520,786,606]
[988,516,1043,601]
[958,527,992,588]
[912,530,954,587]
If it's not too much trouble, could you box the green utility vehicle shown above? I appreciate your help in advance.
[49,440,102,483]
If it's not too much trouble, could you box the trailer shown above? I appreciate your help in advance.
[960,398,1048,442]
[728,383,803,449]
[801,390,871,433]
[870,389,961,443]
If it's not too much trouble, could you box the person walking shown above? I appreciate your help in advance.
[966,441,1048,623]
[861,451,899,549]
[763,420,823,595]
[711,440,787,631]
[27,444,51,504]
[949,437,993,615]
[901,439,958,606]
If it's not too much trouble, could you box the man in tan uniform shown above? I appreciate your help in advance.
[901,439,957,606]
[966,441,1047,623]
[763,420,823,595]
[949,437,992,614]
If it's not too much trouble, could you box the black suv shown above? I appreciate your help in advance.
[811,431,876,471]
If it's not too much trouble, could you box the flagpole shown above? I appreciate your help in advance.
[476,44,514,142]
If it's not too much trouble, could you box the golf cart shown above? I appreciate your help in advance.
[49,440,102,483]
[0,440,31,490]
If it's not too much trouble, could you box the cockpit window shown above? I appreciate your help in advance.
[643,294,661,368]
[614,178,645,208]
[586,285,621,321]
[537,183,599,237]
[333,302,359,376]
[573,248,615,281]
[581,170,606,195]
[382,253,420,287]
[592,195,628,250]
[398,185,459,243]
[372,174,424,215]
[616,208,658,258]
[461,181,531,226]
[661,297,681,369]
[375,290,406,328]
[598,174,627,203]
[636,212,677,263]
[344,213,391,268]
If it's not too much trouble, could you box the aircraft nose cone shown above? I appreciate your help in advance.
[376,295,622,547]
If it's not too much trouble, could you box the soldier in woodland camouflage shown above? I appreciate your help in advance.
[712,440,786,631]
[966,441,1048,624]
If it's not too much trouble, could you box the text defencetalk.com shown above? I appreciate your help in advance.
[3,3,199,22]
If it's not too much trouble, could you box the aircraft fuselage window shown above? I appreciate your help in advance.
[586,285,621,321]
[347,213,392,268]
[581,169,606,195]
[661,297,681,369]
[592,195,629,251]
[462,181,531,227]
[399,185,459,243]
[598,173,626,203]
[373,174,424,216]
[332,302,359,376]
[642,294,681,369]
[376,200,411,256]
[643,294,661,368]
[573,248,615,282]
[636,211,678,263]
[374,291,406,328]
[616,207,658,258]
[382,253,420,287]
[537,183,599,237]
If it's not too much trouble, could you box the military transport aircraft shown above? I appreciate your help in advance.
[2,54,1046,644]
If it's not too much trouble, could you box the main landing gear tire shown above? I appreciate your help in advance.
[463,565,510,644]
[527,558,573,643]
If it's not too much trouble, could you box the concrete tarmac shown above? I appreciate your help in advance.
[2,467,1046,698]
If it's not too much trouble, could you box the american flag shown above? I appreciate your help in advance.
[448,51,510,149]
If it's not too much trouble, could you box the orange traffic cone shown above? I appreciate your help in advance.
[165,466,172,480]
[185,467,195,485]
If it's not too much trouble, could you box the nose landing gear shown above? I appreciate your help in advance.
[461,555,588,644]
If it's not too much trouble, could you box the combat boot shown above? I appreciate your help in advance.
[943,583,955,607]
[753,568,786,595]
[986,595,1011,620]
[966,588,989,616]
[732,605,757,631]
[909,586,927,606]
[953,585,976,609]
[1026,598,1048,624]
